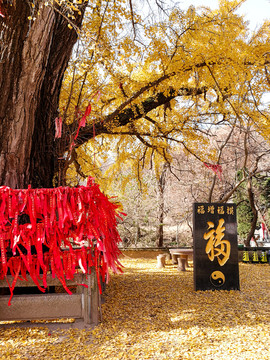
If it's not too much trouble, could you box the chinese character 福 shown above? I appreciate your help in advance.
[197,205,205,214]
[203,218,231,266]
[217,206,224,215]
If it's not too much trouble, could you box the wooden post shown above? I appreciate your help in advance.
[90,268,100,325]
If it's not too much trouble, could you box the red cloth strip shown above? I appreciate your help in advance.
[0,179,124,304]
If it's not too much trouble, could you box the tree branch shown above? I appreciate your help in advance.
[72,85,207,148]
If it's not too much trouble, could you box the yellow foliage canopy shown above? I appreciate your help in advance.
[57,0,270,190]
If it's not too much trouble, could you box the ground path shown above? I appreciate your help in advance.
[0,253,270,359]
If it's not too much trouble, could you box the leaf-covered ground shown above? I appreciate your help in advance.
[0,255,270,359]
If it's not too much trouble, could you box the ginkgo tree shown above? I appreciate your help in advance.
[58,0,270,194]
[1,0,270,192]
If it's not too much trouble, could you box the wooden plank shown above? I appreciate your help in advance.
[0,271,101,326]
[0,274,85,288]
[0,293,83,321]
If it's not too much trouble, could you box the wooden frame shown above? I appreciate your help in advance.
[0,269,100,326]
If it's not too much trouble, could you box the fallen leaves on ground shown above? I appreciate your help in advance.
[0,256,270,359]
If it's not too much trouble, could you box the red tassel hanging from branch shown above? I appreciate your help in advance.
[203,162,223,180]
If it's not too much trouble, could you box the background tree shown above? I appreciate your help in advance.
[106,123,270,247]
[256,176,270,229]
[234,170,254,242]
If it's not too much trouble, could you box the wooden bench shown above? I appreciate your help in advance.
[0,270,100,327]
[169,248,193,271]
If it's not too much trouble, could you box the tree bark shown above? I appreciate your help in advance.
[245,177,258,247]
[157,196,165,248]
[156,163,169,248]
[75,86,207,148]
[0,0,86,188]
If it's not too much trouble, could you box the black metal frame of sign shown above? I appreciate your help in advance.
[193,203,240,291]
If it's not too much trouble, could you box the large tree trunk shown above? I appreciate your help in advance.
[0,0,86,188]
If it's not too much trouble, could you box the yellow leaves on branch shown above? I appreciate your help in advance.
[27,0,86,29]
[58,1,270,187]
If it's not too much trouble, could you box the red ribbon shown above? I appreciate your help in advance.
[55,117,63,138]
[203,162,222,180]
[0,180,124,304]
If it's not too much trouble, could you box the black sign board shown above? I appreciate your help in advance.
[193,203,240,291]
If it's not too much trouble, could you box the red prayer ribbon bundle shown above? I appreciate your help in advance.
[203,162,223,180]
[0,177,124,305]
